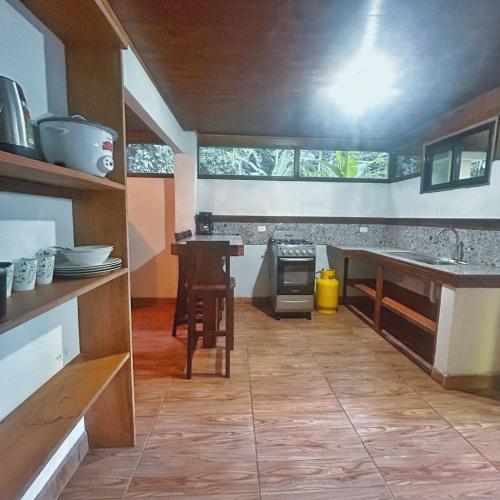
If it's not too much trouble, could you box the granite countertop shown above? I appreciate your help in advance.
[330,245,500,277]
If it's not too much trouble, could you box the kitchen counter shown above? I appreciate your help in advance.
[330,245,500,287]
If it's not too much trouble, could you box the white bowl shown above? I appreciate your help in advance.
[62,245,113,266]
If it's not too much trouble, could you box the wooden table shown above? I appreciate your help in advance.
[171,234,244,347]
[171,234,244,256]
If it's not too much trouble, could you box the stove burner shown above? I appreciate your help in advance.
[269,238,313,245]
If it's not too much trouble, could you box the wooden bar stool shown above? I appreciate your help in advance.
[171,229,193,337]
[184,241,235,379]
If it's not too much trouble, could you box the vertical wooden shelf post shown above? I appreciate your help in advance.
[374,265,384,331]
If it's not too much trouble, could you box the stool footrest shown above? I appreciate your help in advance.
[195,330,228,338]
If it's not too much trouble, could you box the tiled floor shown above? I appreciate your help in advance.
[61,302,500,499]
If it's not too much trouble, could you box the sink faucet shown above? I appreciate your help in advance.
[437,228,464,262]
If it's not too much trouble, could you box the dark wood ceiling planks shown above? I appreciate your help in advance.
[110,0,500,148]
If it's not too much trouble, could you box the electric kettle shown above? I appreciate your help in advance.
[0,76,38,159]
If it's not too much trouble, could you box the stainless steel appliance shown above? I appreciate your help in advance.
[195,211,214,235]
[0,76,38,159]
[269,230,316,320]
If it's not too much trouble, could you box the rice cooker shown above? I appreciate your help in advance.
[38,115,117,177]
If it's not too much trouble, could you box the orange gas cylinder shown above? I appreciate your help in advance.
[315,268,339,314]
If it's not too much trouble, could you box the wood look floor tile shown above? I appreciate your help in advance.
[258,457,385,492]
[329,378,417,398]
[261,485,393,499]
[60,447,141,499]
[256,427,368,460]
[387,479,500,499]
[60,302,500,499]
[358,423,477,457]
[340,395,444,425]
[455,423,500,464]
[253,410,352,432]
[375,452,500,487]
[154,412,253,433]
[422,391,500,424]
[129,454,259,496]
[252,396,343,413]
[145,430,255,458]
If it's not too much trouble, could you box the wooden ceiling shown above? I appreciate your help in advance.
[110,0,500,148]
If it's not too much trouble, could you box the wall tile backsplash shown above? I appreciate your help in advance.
[213,222,500,267]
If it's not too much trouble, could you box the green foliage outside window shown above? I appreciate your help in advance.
[199,147,294,176]
[127,144,174,174]
[395,155,421,178]
[299,150,389,179]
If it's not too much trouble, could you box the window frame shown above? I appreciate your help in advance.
[126,142,175,178]
[197,144,296,180]
[421,118,498,194]
[389,153,422,183]
[197,145,390,183]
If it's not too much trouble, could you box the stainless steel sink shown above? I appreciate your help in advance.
[385,251,458,265]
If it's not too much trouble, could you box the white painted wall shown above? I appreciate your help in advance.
[0,2,82,497]
[197,178,393,216]
[389,160,500,218]
[198,161,500,219]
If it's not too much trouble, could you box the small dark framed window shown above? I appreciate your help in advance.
[422,119,498,193]
[127,143,174,177]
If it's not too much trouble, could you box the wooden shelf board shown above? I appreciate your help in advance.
[0,268,128,335]
[346,303,375,327]
[380,329,433,374]
[346,279,377,301]
[382,296,437,335]
[0,352,130,499]
[0,151,125,194]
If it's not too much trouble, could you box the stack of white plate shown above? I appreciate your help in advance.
[54,257,122,278]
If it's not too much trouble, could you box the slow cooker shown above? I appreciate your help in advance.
[38,115,117,177]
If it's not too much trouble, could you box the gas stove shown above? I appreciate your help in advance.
[269,231,316,258]
[268,231,316,319]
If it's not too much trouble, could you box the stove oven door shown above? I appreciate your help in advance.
[277,257,315,295]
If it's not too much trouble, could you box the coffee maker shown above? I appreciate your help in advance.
[195,212,214,235]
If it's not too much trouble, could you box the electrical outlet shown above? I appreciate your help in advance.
[360,226,368,233]
[257,225,267,232]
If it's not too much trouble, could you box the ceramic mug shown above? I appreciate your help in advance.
[0,262,14,297]
[36,250,56,285]
[0,267,6,318]
[13,258,38,292]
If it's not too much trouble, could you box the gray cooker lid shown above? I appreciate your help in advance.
[37,115,118,140]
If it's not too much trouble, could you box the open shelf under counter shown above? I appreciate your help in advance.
[0,150,125,196]
[346,279,377,300]
[0,352,130,499]
[0,268,128,335]
[382,296,437,335]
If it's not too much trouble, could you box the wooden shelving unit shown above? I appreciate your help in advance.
[0,353,130,499]
[382,296,437,335]
[347,279,377,300]
[344,258,439,371]
[346,279,437,335]
[0,150,126,194]
[0,1,134,497]
[0,269,127,335]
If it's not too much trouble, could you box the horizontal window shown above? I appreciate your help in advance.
[198,147,294,177]
[127,143,174,175]
[299,150,389,179]
[394,155,421,179]
[422,120,497,193]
